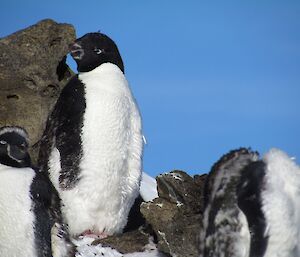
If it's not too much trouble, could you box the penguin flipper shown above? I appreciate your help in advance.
[54,76,85,189]
[48,176,76,257]
[39,75,85,189]
[51,222,75,257]
[31,169,75,257]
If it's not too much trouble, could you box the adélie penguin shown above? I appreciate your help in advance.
[199,148,259,257]
[200,147,300,257]
[237,148,300,257]
[0,126,74,257]
[38,32,144,238]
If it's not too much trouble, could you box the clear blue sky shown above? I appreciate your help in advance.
[1,1,299,177]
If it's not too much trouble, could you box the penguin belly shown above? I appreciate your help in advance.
[261,149,300,257]
[49,63,143,236]
[0,165,37,256]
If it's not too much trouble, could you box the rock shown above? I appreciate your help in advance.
[92,227,152,254]
[0,19,76,162]
[141,170,206,257]
[194,173,207,189]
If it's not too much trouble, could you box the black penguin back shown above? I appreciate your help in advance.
[38,75,86,189]
[237,161,268,257]
[30,169,54,257]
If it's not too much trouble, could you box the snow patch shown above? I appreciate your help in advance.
[176,201,183,207]
[140,172,158,201]
[74,236,165,257]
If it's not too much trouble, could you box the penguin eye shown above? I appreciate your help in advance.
[94,48,103,55]
[0,140,7,145]
[19,143,26,150]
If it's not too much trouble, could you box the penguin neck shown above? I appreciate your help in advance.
[0,155,31,168]
[78,62,123,78]
[78,62,129,95]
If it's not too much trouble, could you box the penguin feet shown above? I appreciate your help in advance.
[81,229,108,239]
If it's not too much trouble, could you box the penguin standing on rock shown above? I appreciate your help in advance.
[0,126,74,257]
[38,32,144,238]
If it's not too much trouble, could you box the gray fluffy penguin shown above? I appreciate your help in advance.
[199,148,259,257]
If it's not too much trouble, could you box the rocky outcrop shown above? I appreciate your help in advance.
[92,227,153,254]
[0,19,76,161]
[141,171,207,257]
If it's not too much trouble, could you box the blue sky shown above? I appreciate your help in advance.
[1,1,299,177]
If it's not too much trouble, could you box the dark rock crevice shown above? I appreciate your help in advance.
[56,55,72,82]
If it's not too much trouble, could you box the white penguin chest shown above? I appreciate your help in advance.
[79,63,136,184]
[0,165,37,256]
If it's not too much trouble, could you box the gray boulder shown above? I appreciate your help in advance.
[141,170,207,257]
[92,227,153,254]
[0,19,76,162]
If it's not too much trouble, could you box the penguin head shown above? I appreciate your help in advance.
[70,32,124,73]
[0,126,31,168]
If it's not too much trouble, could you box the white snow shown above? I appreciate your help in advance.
[176,201,183,207]
[140,172,158,201]
[74,236,165,257]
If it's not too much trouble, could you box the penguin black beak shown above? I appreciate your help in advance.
[69,42,82,52]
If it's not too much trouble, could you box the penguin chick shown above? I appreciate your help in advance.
[200,148,259,257]
[238,148,300,257]
[38,32,144,238]
[0,126,74,257]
